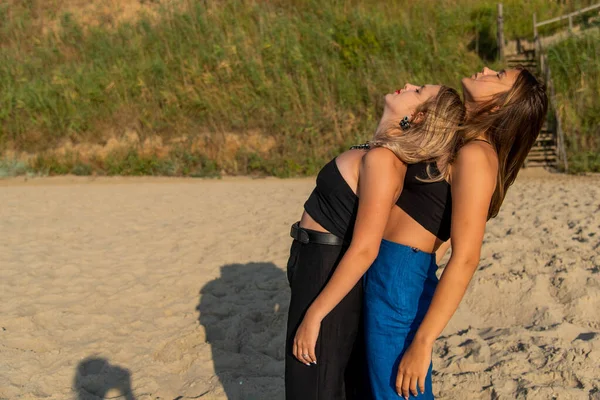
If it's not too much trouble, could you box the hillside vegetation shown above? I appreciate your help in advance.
[548,29,600,173]
[0,0,596,177]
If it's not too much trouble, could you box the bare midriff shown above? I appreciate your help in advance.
[383,206,445,254]
[299,211,330,232]
[299,206,444,254]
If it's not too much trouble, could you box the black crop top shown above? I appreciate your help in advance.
[304,158,359,242]
[304,158,452,242]
[395,163,452,241]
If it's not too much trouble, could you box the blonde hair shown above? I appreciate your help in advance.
[369,86,466,181]
[459,67,548,219]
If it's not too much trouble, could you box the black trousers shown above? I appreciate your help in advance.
[285,239,372,400]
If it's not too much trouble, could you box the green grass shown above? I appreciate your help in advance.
[0,0,597,176]
[547,29,600,173]
[0,157,31,178]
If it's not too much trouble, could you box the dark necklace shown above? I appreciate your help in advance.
[349,142,371,150]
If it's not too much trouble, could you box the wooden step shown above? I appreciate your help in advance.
[512,67,539,73]
[526,155,557,162]
[528,152,557,158]
[531,139,556,145]
[530,146,557,152]
[506,59,537,64]
[508,65,538,71]
[505,54,536,59]
[528,151,557,157]
[530,144,557,149]
[532,142,556,151]
[536,134,555,141]
[507,64,537,67]
[506,54,536,60]
[506,60,537,65]
[524,159,557,166]
[524,161,556,168]
[506,63,537,69]
[535,138,555,143]
[531,141,556,146]
[530,143,557,149]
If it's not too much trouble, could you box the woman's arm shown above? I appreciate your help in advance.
[293,147,406,364]
[395,143,497,398]
[413,144,497,345]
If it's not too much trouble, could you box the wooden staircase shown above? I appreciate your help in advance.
[505,53,559,168]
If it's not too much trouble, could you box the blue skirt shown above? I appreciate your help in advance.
[363,239,439,399]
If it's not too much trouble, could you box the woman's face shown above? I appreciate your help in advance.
[383,83,441,120]
[462,67,520,103]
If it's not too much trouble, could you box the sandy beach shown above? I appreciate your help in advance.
[1,172,599,399]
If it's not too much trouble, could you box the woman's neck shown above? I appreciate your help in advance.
[464,99,478,118]
[374,110,396,136]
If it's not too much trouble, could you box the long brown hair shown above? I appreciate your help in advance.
[460,67,548,218]
[370,86,466,181]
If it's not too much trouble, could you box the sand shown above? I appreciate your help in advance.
[0,172,599,399]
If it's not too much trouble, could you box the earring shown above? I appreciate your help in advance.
[399,116,411,131]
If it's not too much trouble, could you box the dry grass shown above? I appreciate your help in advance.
[4,0,171,32]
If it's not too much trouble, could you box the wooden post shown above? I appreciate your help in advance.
[568,14,573,30]
[475,22,479,57]
[533,13,538,59]
[497,3,505,61]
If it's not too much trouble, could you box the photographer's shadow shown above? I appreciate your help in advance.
[197,262,289,399]
[73,357,134,400]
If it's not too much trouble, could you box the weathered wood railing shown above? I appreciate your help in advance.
[528,4,600,171]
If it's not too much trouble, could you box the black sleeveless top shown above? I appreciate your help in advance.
[304,158,452,242]
[304,158,359,242]
[395,163,452,241]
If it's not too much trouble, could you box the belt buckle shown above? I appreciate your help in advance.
[298,229,310,244]
[291,223,310,244]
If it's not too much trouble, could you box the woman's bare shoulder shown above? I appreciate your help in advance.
[455,141,498,174]
[336,148,368,163]
[363,146,405,167]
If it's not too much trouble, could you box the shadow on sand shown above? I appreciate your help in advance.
[73,357,134,400]
[197,262,289,399]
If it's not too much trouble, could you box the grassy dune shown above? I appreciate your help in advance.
[0,0,596,176]
[548,29,600,173]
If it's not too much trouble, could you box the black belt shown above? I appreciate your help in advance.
[290,222,345,246]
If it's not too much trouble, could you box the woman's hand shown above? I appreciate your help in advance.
[396,340,433,399]
[293,312,321,365]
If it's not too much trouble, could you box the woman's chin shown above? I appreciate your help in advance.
[460,79,474,100]
[460,77,471,89]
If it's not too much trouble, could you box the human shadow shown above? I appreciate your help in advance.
[73,356,134,400]
[197,262,289,400]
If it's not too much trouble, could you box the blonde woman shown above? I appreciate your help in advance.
[285,84,465,400]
